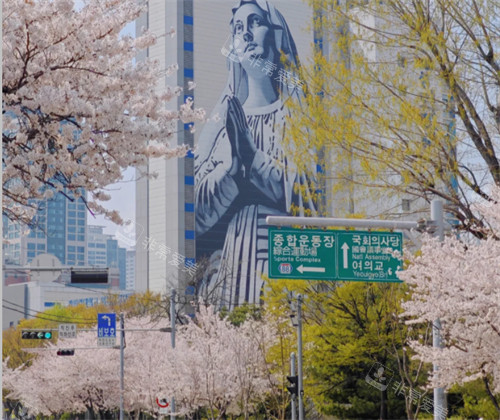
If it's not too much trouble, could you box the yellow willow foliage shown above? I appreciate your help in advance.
[3,304,104,369]
[284,0,500,235]
[2,292,164,370]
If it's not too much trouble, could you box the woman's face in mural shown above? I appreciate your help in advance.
[232,3,273,66]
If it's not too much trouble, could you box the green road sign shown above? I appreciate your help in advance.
[268,229,336,280]
[337,231,402,282]
[268,228,403,282]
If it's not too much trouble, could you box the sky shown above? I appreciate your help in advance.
[87,167,136,248]
[86,21,136,248]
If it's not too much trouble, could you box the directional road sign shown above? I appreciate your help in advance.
[268,228,403,282]
[268,229,336,280]
[337,231,402,282]
[97,313,116,347]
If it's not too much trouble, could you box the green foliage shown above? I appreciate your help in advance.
[265,280,430,419]
[222,303,263,326]
[2,292,167,370]
[305,282,424,419]
[448,380,500,420]
[116,290,163,318]
[3,303,101,369]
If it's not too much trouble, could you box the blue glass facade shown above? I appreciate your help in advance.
[3,189,87,266]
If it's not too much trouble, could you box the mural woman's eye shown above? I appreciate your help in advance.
[250,16,263,28]
[233,23,243,35]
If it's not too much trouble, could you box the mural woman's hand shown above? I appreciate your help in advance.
[227,96,256,174]
[226,97,243,176]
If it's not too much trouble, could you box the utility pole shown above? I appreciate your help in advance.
[431,200,447,420]
[170,289,176,420]
[297,294,304,420]
[290,352,297,420]
[119,313,124,420]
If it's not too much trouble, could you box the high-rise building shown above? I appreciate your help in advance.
[135,0,316,299]
[3,191,87,267]
[126,249,136,291]
[86,225,127,290]
[135,1,440,307]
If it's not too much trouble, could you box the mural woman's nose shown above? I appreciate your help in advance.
[243,30,253,42]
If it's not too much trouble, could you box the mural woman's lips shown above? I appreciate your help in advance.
[245,42,257,52]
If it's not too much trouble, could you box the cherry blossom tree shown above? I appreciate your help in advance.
[3,333,120,417]
[2,311,278,419]
[122,317,173,418]
[165,305,277,419]
[399,186,500,414]
[2,0,205,224]
[2,317,174,418]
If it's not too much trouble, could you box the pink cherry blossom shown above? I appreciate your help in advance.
[400,186,500,393]
[2,0,205,225]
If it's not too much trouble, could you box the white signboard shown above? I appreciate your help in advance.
[58,323,77,339]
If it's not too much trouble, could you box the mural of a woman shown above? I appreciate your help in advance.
[195,0,317,309]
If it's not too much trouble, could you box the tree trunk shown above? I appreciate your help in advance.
[483,376,500,420]
[380,387,388,419]
[405,396,415,420]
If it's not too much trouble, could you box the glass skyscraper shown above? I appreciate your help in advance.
[3,190,87,267]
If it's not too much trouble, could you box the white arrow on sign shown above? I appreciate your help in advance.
[341,243,349,269]
[102,315,111,326]
[297,265,325,274]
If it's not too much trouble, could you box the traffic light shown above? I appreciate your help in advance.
[56,349,75,356]
[287,375,298,397]
[21,330,53,340]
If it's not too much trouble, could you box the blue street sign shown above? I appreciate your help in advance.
[97,313,116,338]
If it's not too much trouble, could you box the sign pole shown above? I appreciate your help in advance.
[431,200,446,420]
[170,289,176,420]
[290,352,297,420]
[119,313,124,420]
[297,294,304,420]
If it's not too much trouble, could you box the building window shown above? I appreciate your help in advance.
[402,199,411,212]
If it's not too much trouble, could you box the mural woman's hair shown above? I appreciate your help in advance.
[228,0,302,103]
